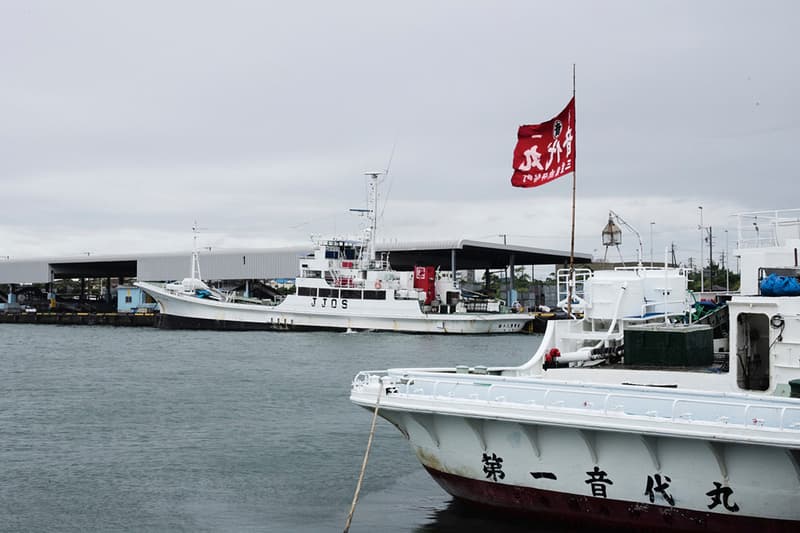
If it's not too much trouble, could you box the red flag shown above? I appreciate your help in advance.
[511,97,575,188]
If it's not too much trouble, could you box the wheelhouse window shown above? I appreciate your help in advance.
[298,287,317,297]
[363,290,386,300]
[319,288,339,298]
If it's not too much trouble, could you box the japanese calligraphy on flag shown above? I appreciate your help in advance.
[511,97,575,188]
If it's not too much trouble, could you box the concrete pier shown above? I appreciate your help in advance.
[0,311,158,327]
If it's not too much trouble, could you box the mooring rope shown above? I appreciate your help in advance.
[343,379,384,533]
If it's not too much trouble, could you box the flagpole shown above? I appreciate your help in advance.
[567,64,576,316]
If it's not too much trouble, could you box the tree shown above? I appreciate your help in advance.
[513,267,532,291]
[480,270,501,296]
[688,260,740,293]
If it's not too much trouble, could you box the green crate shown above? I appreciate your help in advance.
[624,324,713,367]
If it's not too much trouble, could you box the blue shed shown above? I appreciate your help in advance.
[117,285,159,313]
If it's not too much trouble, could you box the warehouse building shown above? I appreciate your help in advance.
[0,240,591,312]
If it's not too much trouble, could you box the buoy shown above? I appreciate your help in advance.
[374,280,382,289]
[545,347,561,363]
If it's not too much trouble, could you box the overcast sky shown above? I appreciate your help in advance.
[2,1,798,270]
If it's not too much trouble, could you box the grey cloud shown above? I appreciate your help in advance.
[1,1,798,265]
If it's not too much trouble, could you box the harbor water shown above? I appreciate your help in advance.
[0,324,578,532]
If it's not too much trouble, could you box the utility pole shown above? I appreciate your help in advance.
[498,234,508,303]
[725,229,730,292]
[698,206,704,292]
[707,226,713,290]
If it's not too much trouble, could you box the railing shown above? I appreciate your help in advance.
[353,371,800,433]
[639,296,691,318]
[463,301,490,312]
[556,268,591,312]
[735,208,800,249]
[462,299,503,313]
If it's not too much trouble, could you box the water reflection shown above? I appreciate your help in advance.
[414,498,584,533]
[415,496,653,533]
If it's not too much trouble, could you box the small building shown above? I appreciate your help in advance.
[116,285,158,313]
[270,277,296,290]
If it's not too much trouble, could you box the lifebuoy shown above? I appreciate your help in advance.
[375,280,382,289]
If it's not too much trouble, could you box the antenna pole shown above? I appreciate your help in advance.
[363,172,382,266]
[567,64,577,316]
[191,221,201,280]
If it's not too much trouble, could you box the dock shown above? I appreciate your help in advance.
[0,311,158,327]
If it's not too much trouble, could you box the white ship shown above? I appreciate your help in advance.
[136,173,530,333]
[350,209,800,531]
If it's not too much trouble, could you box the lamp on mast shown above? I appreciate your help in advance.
[603,211,643,267]
[601,214,623,264]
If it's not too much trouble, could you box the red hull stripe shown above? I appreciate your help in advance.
[424,466,799,533]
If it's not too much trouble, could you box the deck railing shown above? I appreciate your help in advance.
[353,371,800,433]
[736,208,800,249]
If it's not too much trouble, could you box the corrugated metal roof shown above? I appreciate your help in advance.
[0,241,587,284]
[0,246,312,284]
[0,260,51,284]
[380,239,591,270]
[136,247,310,281]
[383,238,592,258]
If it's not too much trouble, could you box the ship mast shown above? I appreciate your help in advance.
[191,221,202,281]
[349,171,383,271]
[364,171,382,267]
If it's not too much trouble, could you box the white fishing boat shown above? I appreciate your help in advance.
[136,173,530,333]
[350,209,800,531]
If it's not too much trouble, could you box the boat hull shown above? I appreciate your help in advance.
[157,313,331,331]
[372,407,800,531]
[373,406,800,531]
[425,466,799,532]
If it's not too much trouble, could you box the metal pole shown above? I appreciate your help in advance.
[725,229,730,292]
[649,222,655,267]
[498,234,507,299]
[708,226,713,290]
[698,206,704,292]
[567,63,576,316]
[509,253,516,307]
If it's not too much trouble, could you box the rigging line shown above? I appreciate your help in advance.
[379,140,398,220]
